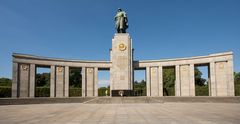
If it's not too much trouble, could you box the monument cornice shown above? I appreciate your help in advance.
[13,53,111,64]
[137,51,233,63]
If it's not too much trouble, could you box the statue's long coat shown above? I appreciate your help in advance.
[115,11,128,30]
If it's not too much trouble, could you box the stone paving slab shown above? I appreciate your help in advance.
[0,103,239,124]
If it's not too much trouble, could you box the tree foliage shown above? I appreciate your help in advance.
[69,68,82,88]
[0,77,12,86]
[163,67,175,96]
[194,68,207,86]
[234,72,240,84]
[133,80,146,96]
[36,73,50,87]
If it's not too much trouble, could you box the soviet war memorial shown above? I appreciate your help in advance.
[1,1,240,124]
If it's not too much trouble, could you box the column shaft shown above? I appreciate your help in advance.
[210,62,216,96]
[227,60,234,96]
[82,67,86,97]
[64,66,69,97]
[50,65,56,97]
[158,66,163,96]
[175,65,181,96]
[94,67,98,97]
[12,62,18,98]
[29,64,36,98]
[189,64,195,96]
[146,67,151,96]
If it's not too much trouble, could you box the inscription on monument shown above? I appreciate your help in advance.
[116,56,127,69]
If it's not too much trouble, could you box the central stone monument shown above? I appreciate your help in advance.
[110,8,133,96]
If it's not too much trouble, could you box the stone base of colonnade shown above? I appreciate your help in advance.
[1,97,240,105]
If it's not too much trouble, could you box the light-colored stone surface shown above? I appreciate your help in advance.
[50,65,56,97]
[180,64,190,96]
[29,64,35,98]
[189,64,195,96]
[175,65,181,96]
[56,66,65,97]
[227,60,235,96]
[210,62,216,96]
[64,66,69,97]
[94,67,98,97]
[150,67,159,96]
[0,103,240,124]
[86,68,94,97]
[146,67,151,96]
[12,47,234,97]
[19,64,30,97]
[158,66,163,96]
[111,33,133,90]
[215,62,228,96]
[82,67,86,97]
[12,62,18,98]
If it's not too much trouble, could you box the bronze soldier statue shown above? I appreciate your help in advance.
[115,8,128,33]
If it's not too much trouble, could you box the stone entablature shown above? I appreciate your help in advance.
[13,53,111,68]
[134,52,233,67]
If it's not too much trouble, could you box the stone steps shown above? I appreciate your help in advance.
[86,96,240,104]
[1,97,240,105]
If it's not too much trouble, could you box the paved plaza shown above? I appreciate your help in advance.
[0,102,240,124]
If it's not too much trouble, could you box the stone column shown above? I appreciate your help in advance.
[189,64,195,96]
[86,68,94,97]
[158,66,163,96]
[150,67,159,96]
[227,60,235,96]
[109,68,113,96]
[94,67,98,97]
[56,66,64,97]
[82,67,86,97]
[50,65,56,97]
[19,64,30,97]
[12,62,18,98]
[179,64,191,96]
[64,66,69,97]
[146,67,151,96]
[215,62,228,96]
[175,65,181,96]
[29,64,36,98]
[209,62,216,96]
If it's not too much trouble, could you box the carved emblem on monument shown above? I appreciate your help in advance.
[118,43,127,51]
[21,64,29,71]
[219,63,224,69]
[88,68,93,73]
[57,67,63,72]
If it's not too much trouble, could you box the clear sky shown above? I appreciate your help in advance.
[0,0,240,84]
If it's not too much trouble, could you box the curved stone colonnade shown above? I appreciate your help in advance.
[12,51,234,98]
[136,52,234,97]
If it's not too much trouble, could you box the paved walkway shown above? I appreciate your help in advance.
[0,103,240,124]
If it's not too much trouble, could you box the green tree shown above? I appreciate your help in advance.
[69,68,82,88]
[194,68,206,86]
[234,72,240,96]
[133,80,146,96]
[0,78,12,86]
[163,67,175,96]
[35,73,50,87]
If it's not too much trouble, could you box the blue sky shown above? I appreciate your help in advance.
[0,0,240,84]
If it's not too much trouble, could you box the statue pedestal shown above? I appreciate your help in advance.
[110,33,133,95]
